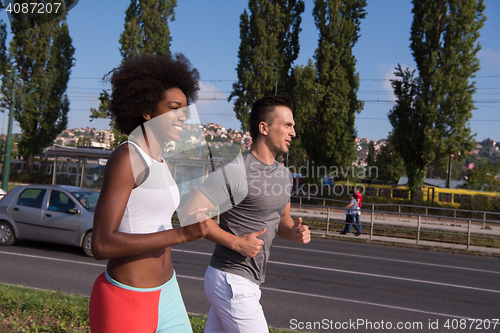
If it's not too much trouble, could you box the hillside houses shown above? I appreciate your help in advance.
[55,128,114,149]
[203,123,252,151]
[355,138,388,166]
[52,124,252,152]
[19,125,500,165]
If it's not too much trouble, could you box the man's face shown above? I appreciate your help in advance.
[264,106,296,155]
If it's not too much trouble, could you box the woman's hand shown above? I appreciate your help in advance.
[179,220,209,242]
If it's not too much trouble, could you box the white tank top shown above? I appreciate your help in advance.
[118,141,180,234]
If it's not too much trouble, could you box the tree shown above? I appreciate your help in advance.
[289,60,318,169]
[0,3,7,75]
[481,138,495,148]
[0,3,8,125]
[367,141,376,168]
[374,139,405,183]
[462,161,500,192]
[5,0,75,173]
[229,0,305,132]
[388,0,485,198]
[77,136,92,147]
[118,0,175,60]
[293,0,366,173]
[90,0,177,146]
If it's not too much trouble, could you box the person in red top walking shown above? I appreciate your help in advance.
[355,186,362,235]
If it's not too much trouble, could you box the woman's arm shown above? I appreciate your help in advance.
[180,189,265,258]
[91,144,208,260]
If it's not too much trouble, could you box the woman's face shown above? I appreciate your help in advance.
[147,87,188,142]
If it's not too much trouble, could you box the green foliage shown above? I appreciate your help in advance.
[389,0,486,195]
[10,170,52,184]
[289,60,318,168]
[89,91,127,148]
[411,0,484,160]
[366,141,376,174]
[5,0,75,174]
[0,3,7,76]
[293,0,366,171]
[287,135,307,169]
[0,284,90,332]
[229,0,305,132]
[462,161,500,192]
[89,90,109,121]
[77,136,91,147]
[388,66,427,192]
[374,139,406,183]
[119,0,176,60]
[0,137,17,160]
[90,0,177,139]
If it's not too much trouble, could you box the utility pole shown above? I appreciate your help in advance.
[272,60,278,97]
[446,154,452,189]
[2,66,17,192]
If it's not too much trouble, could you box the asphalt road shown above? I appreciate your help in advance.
[1,237,499,333]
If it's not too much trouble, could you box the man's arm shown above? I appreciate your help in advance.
[277,202,311,244]
[180,189,265,257]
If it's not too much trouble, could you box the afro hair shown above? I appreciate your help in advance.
[108,53,200,135]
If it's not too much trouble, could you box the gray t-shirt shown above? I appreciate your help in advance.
[199,151,293,284]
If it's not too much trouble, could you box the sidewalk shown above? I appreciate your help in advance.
[290,206,500,255]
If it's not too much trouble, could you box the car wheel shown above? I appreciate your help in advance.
[0,221,16,246]
[82,231,93,257]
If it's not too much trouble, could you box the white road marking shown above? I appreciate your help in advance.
[0,250,106,267]
[176,275,475,320]
[3,249,497,294]
[172,249,499,294]
[2,248,498,323]
[268,260,500,294]
[272,244,500,275]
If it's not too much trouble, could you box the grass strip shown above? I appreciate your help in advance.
[0,284,296,333]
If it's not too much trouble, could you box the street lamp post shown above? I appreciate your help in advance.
[271,60,278,96]
[2,67,17,192]
[1,66,39,191]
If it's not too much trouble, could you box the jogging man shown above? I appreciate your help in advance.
[181,93,310,332]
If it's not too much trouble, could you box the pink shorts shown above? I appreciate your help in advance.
[89,271,192,333]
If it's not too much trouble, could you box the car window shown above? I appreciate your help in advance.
[48,191,76,213]
[17,189,46,208]
[71,191,99,211]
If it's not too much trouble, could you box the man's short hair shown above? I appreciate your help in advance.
[249,93,293,141]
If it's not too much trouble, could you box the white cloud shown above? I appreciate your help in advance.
[195,81,241,129]
[197,81,229,105]
[478,49,500,66]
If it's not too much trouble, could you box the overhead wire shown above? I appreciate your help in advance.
[64,76,500,122]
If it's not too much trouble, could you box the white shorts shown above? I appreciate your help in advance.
[204,265,269,333]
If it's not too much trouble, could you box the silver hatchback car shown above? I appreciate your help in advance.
[0,185,99,257]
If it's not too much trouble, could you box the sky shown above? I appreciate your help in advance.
[0,0,499,142]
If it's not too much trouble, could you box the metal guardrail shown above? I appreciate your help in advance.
[291,195,500,226]
[290,201,500,251]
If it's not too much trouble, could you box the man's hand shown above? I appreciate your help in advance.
[180,207,209,227]
[292,217,310,244]
[235,229,266,258]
